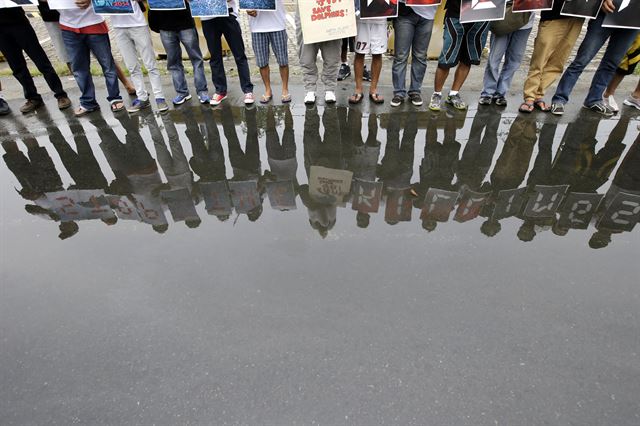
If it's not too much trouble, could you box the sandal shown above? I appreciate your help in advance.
[533,99,548,111]
[369,93,384,104]
[348,93,364,104]
[519,101,534,113]
[260,94,272,104]
[110,100,125,112]
[74,105,99,117]
[281,94,291,104]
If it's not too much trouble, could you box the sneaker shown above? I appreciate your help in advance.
[127,98,150,113]
[409,93,423,106]
[584,102,615,117]
[20,99,44,114]
[446,93,467,110]
[550,103,565,115]
[337,63,351,81]
[0,98,10,116]
[210,93,227,106]
[156,98,169,112]
[172,93,192,105]
[198,93,210,104]
[605,95,619,113]
[304,91,316,105]
[57,96,72,110]
[623,95,640,110]
[478,95,492,105]
[390,95,404,107]
[429,93,442,111]
[494,95,507,107]
[363,66,372,82]
[244,93,255,105]
[325,91,336,104]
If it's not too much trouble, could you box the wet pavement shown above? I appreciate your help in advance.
[1,92,639,425]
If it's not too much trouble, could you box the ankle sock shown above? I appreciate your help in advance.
[449,90,459,96]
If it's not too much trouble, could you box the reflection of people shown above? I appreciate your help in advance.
[602,35,640,112]
[265,106,298,184]
[456,107,501,190]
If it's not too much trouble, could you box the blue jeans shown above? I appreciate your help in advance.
[392,14,434,98]
[481,28,532,97]
[61,31,120,110]
[552,13,639,106]
[159,28,208,98]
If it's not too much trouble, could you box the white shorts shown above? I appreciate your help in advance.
[355,20,388,55]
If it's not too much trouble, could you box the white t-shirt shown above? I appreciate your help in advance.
[521,12,537,30]
[248,0,286,33]
[110,1,147,28]
[409,3,437,20]
[59,7,104,28]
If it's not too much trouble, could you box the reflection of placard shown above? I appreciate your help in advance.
[229,181,261,214]
[560,0,603,19]
[91,0,134,14]
[602,0,640,29]
[351,180,383,213]
[492,187,526,220]
[460,0,506,23]
[309,166,353,204]
[421,188,459,222]
[239,0,275,10]
[454,189,490,223]
[513,0,553,11]
[523,185,569,218]
[385,188,413,222]
[147,0,186,10]
[298,0,357,44]
[190,0,228,16]
[597,192,640,232]
[200,181,232,215]
[557,192,603,230]
[160,188,198,222]
[75,190,115,221]
[47,0,77,9]
[108,195,141,221]
[359,0,398,19]
[265,180,297,211]
[406,0,441,5]
[133,194,167,226]
[46,190,83,221]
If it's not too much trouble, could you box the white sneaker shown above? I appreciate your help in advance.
[325,91,336,104]
[623,95,640,110]
[605,95,619,113]
[244,93,255,105]
[304,91,316,105]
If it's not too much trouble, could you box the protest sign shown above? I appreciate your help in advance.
[298,0,357,44]
[454,189,490,223]
[200,181,233,215]
[91,0,134,15]
[560,0,603,19]
[492,187,526,220]
[359,0,398,19]
[385,188,413,223]
[148,0,186,10]
[597,191,640,232]
[513,0,553,11]
[460,0,506,23]
[0,0,37,7]
[351,180,383,213]
[228,181,261,214]
[523,185,569,218]
[239,0,276,10]
[190,0,228,17]
[602,0,640,29]
[406,0,441,5]
[557,193,603,230]
[421,188,459,222]
[309,166,353,204]
[47,0,77,9]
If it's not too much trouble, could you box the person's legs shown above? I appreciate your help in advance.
[481,32,509,98]
[0,27,41,102]
[392,15,415,98]
[202,20,226,95]
[86,34,121,103]
[435,17,465,92]
[537,18,583,100]
[114,28,147,101]
[221,16,253,93]
[495,27,531,97]
[270,30,290,97]
[132,26,165,101]
[179,28,208,97]
[604,72,626,98]
[296,13,320,93]
[115,62,135,95]
[370,54,382,95]
[354,53,365,95]
[452,21,488,92]
[320,39,342,92]
[451,63,471,91]
[160,30,189,97]
[62,30,99,110]
[408,16,433,95]
[252,32,271,96]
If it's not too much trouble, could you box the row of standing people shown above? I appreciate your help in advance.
[0,0,639,117]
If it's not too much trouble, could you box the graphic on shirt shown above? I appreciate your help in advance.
[602,0,640,29]
[239,0,276,11]
[406,0,441,5]
[460,0,506,22]
[0,0,36,7]
[560,0,603,19]
[298,0,357,44]
[190,0,228,17]
[359,0,398,19]
[513,0,553,12]
[46,0,77,9]
[91,0,134,15]
[147,0,186,11]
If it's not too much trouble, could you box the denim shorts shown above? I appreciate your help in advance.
[439,17,489,68]
[251,30,289,68]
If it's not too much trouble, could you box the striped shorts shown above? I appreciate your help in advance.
[251,30,289,68]
[439,17,489,68]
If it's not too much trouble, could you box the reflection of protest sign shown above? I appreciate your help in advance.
[454,189,490,223]
[351,180,383,213]
[492,187,526,220]
[133,194,168,226]
[557,193,603,230]
[229,181,261,214]
[460,0,506,22]
[47,0,77,9]
[523,185,568,218]
[602,0,640,29]
[190,0,228,17]
[309,166,353,204]
[421,188,459,222]
[513,0,553,11]
[200,181,233,215]
[91,0,134,14]
[108,195,141,221]
[160,188,199,222]
[406,0,441,5]
[298,0,357,44]
[0,0,37,7]
[597,192,640,232]
[385,188,413,223]
[239,0,275,10]
[359,0,398,19]
[147,0,186,10]
[46,191,83,221]
[265,181,297,211]
[560,0,603,18]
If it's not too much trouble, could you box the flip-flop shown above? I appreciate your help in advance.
[260,94,272,104]
[74,105,99,117]
[533,99,548,111]
[369,93,384,104]
[110,100,125,112]
[519,101,534,113]
[281,94,292,104]
[348,93,364,104]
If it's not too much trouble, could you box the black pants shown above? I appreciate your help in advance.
[0,24,67,101]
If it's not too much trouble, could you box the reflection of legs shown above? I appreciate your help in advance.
[244,108,260,173]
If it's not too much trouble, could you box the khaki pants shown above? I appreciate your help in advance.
[523,18,584,101]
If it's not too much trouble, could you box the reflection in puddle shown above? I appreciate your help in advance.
[1,104,639,249]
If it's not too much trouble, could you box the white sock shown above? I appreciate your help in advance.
[449,90,459,96]
[433,91,442,96]
[342,62,348,66]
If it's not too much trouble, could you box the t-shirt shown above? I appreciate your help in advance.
[248,0,286,32]
[0,7,30,25]
[148,6,195,32]
[411,4,437,20]
[58,7,105,29]
[110,1,147,28]
[444,0,461,18]
[38,1,60,22]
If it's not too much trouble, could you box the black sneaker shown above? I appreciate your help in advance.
[584,102,614,117]
[337,64,351,81]
[363,66,372,82]
[494,95,507,107]
[478,95,492,105]
[550,103,565,115]
[0,98,10,116]
[409,93,423,106]
[390,95,404,107]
